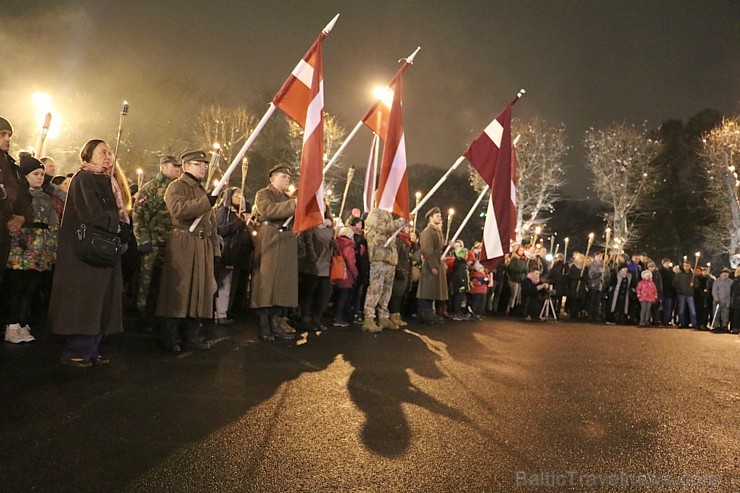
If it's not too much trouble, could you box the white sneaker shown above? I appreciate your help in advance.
[4,324,26,344]
[19,325,35,342]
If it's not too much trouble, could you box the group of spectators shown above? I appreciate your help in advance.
[490,244,740,332]
[2,115,739,368]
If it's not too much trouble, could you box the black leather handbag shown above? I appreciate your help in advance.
[73,223,123,267]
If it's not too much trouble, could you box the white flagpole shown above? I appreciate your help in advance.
[324,121,363,175]
[440,185,489,259]
[383,155,466,247]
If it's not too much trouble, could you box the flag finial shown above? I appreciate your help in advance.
[323,13,340,34]
[399,46,421,64]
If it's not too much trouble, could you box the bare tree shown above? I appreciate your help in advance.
[193,104,259,182]
[468,117,568,242]
[287,113,347,209]
[584,122,662,248]
[700,116,740,256]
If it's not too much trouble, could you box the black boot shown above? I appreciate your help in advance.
[269,314,295,340]
[258,314,275,341]
[160,318,181,353]
[182,318,211,350]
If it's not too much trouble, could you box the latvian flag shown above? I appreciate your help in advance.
[463,92,523,269]
[361,63,411,220]
[273,32,327,233]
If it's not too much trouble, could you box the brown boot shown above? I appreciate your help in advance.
[362,316,381,333]
[390,313,408,327]
[378,318,400,330]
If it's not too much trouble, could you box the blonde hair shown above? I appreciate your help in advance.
[114,161,132,212]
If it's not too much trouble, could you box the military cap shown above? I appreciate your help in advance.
[425,206,442,220]
[159,155,179,166]
[180,150,209,164]
[0,116,13,135]
[269,163,292,177]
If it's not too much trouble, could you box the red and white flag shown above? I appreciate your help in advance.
[273,32,327,233]
[363,133,380,212]
[361,63,411,220]
[463,92,523,269]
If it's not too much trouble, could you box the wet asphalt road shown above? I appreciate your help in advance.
[1,317,738,492]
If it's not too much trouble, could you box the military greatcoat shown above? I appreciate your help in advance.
[416,223,448,301]
[250,184,298,308]
[156,173,220,319]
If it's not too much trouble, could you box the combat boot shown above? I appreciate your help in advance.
[4,324,25,344]
[362,316,381,333]
[378,318,400,330]
[390,313,408,327]
[269,315,295,340]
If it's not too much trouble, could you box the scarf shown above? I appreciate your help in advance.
[397,230,412,247]
[80,162,129,224]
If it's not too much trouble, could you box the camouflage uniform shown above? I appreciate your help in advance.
[133,172,174,322]
[363,208,406,320]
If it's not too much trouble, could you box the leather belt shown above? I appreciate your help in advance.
[173,227,211,238]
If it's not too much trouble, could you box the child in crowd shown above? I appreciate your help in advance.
[636,269,658,327]
[469,261,488,320]
[4,156,58,343]
[332,226,358,327]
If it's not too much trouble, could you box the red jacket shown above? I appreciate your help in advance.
[636,279,658,303]
[335,235,358,289]
[470,271,488,295]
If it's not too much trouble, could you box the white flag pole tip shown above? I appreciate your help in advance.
[323,13,340,34]
[401,46,422,64]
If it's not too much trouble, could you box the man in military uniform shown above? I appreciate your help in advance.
[155,150,219,352]
[132,155,181,331]
[250,164,298,341]
[362,207,407,333]
[416,207,448,324]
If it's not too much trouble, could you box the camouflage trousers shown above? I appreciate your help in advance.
[137,246,166,317]
[363,261,395,319]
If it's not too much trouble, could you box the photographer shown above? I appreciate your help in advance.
[521,269,550,321]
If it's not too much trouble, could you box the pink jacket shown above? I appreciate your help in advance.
[636,279,658,303]
[335,235,358,289]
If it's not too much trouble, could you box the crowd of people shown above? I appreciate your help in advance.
[2,115,739,368]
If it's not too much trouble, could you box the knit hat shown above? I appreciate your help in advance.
[0,116,13,135]
[641,270,652,280]
[19,155,44,176]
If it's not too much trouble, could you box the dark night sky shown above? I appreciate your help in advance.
[1,0,738,196]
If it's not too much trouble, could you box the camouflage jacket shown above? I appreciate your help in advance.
[364,208,406,266]
[133,172,174,247]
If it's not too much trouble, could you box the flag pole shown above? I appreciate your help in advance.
[441,185,489,259]
[323,121,363,175]
[383,155,466,247]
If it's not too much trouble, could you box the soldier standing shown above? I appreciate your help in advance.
[250,164,298,341]
[132,155,181,332]
[155,150,220,352]
[416,207,448,324]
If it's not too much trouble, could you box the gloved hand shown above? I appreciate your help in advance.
[118,221,132,243]
[207,194,218,207]
[138,243,153,254]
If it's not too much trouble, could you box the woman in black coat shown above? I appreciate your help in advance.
[49,139,130,367]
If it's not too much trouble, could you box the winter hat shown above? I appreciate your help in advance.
[641,270,652,280]
[19,155,44,176]
[0,116,13,134]
[338,226,354,238]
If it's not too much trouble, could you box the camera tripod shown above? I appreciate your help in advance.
[539,296,558,322]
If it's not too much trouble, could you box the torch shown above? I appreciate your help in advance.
[36,112,52,158]
[445,208,455,243]
[690,251,700,286]
[549,235,555,256]
[532,226,541,247]
[602,227,612,282]
[206,143,221,191]
[239,157,249,215]
[136,168,143,191]
[576,232,595,292]
[563,237,570,263]
[338,165,355,222]
[554,243,560,256]
[113,101,129,164]
[413,191,422,230]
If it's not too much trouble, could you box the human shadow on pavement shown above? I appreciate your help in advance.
[341,328,472,458]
